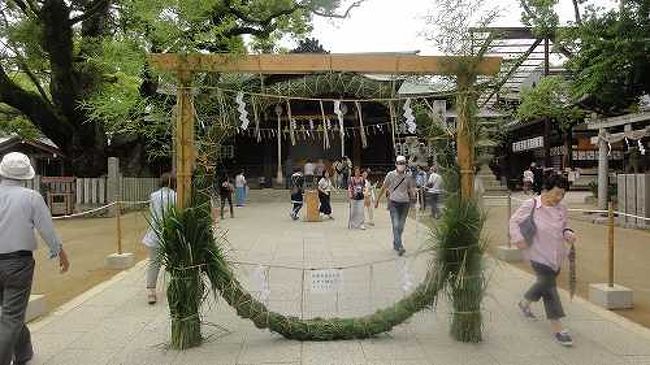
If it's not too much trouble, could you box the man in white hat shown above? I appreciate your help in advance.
[0,152,69,365]
[375,156,416,256]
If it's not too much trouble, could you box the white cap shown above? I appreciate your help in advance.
[396,155,407,163]
[0,152,36,180]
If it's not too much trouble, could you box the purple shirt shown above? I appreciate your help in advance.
[509,196,572,271]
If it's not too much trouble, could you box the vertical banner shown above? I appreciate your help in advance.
[355,101,368,148]
[334,100,345,138]
[320,101,331,150]
[389,101,397,152]
[286,99,296,146]
[252,97,261,142]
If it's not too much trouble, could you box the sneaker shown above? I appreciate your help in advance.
[398,247,406,256]
[555,330,573,347]
[360,225,367,230]
[328,215,335,220]
[518,300,537,320]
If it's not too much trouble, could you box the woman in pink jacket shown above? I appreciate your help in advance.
[509,174,577,347]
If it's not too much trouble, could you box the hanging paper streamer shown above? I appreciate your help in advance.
[607,141,612,157]
[320,101,331,150]
[286,100,296,145]
[309,119,315,131]
[355,101,368,148]
[252,98,261,142]
[235,92,250,130]
[334,100,345,138]
[396,257,413,292]
[402,98,416,134]
[251,265,270,304]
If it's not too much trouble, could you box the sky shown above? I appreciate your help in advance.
[297,0,620,55]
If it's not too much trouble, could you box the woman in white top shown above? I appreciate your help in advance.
[523,166,534,195]
[318,170,334,219]
[235,170,247,207]
[142,172,177,304]
[362,169,376,226]
[348,167,366,230]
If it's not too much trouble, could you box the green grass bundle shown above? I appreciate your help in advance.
[432,192,487,343]
[153,191,219,349]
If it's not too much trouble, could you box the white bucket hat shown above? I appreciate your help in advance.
[0,152,35,180]
[396,155,407,163]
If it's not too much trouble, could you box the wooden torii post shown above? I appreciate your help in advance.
[149,53,501,208]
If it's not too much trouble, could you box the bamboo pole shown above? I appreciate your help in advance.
[116,200,123,255]
[456,73,477,200]
[506,192,512,248]
[608,201,615,287]
[175,69,195,209]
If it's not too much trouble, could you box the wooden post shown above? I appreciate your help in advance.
[456,73,476,200]
[116,200,123,255]
[275,106,284,185]
[506,192,512,248]
[175,69,195,209]
[608,201,615,287]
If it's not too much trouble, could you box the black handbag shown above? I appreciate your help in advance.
[518,199,537,246]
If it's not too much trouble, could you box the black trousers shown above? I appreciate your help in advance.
[0,255,35,365]
[318,192,332,215]
[525,261,565,320]
[221,194,234,218]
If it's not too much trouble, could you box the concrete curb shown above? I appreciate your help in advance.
[499,258,650,342]
[29,260,148,332]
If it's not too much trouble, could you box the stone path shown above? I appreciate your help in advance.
[26,201,650,365]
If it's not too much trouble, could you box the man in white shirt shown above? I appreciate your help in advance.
[426,165,444,218]
[303,159,315,189]
[141,173,176,304]
[0,152,70,365]
[375,156,417,256]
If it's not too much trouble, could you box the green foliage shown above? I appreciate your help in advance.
[0,115,40,140]
[519,0,559,37]
[0,0,351,170]
[516,76,584,132]
[561,0,650,114]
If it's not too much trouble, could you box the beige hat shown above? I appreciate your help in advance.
[0,152,35,180]
[396,155,407,163]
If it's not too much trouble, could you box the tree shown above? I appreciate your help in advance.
[0,0,364,176]
[516,76,584,167]
[291,37,329,53]
[519,0,650,116]
[561,0,650,115]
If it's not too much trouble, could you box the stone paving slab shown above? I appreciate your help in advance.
[26,202,650,365]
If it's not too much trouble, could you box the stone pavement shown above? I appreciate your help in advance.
[26,201,650,365]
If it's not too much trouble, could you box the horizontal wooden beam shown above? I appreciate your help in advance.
[149,53,502,76]
[586,111,650,130]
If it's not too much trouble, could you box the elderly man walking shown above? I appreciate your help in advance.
[0,152,70,365]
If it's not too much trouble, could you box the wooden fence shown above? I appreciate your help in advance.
[22,175,158,211]
[120,177,158,203]
[75,176,158,206]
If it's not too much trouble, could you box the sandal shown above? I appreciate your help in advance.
[147,291,157,305]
